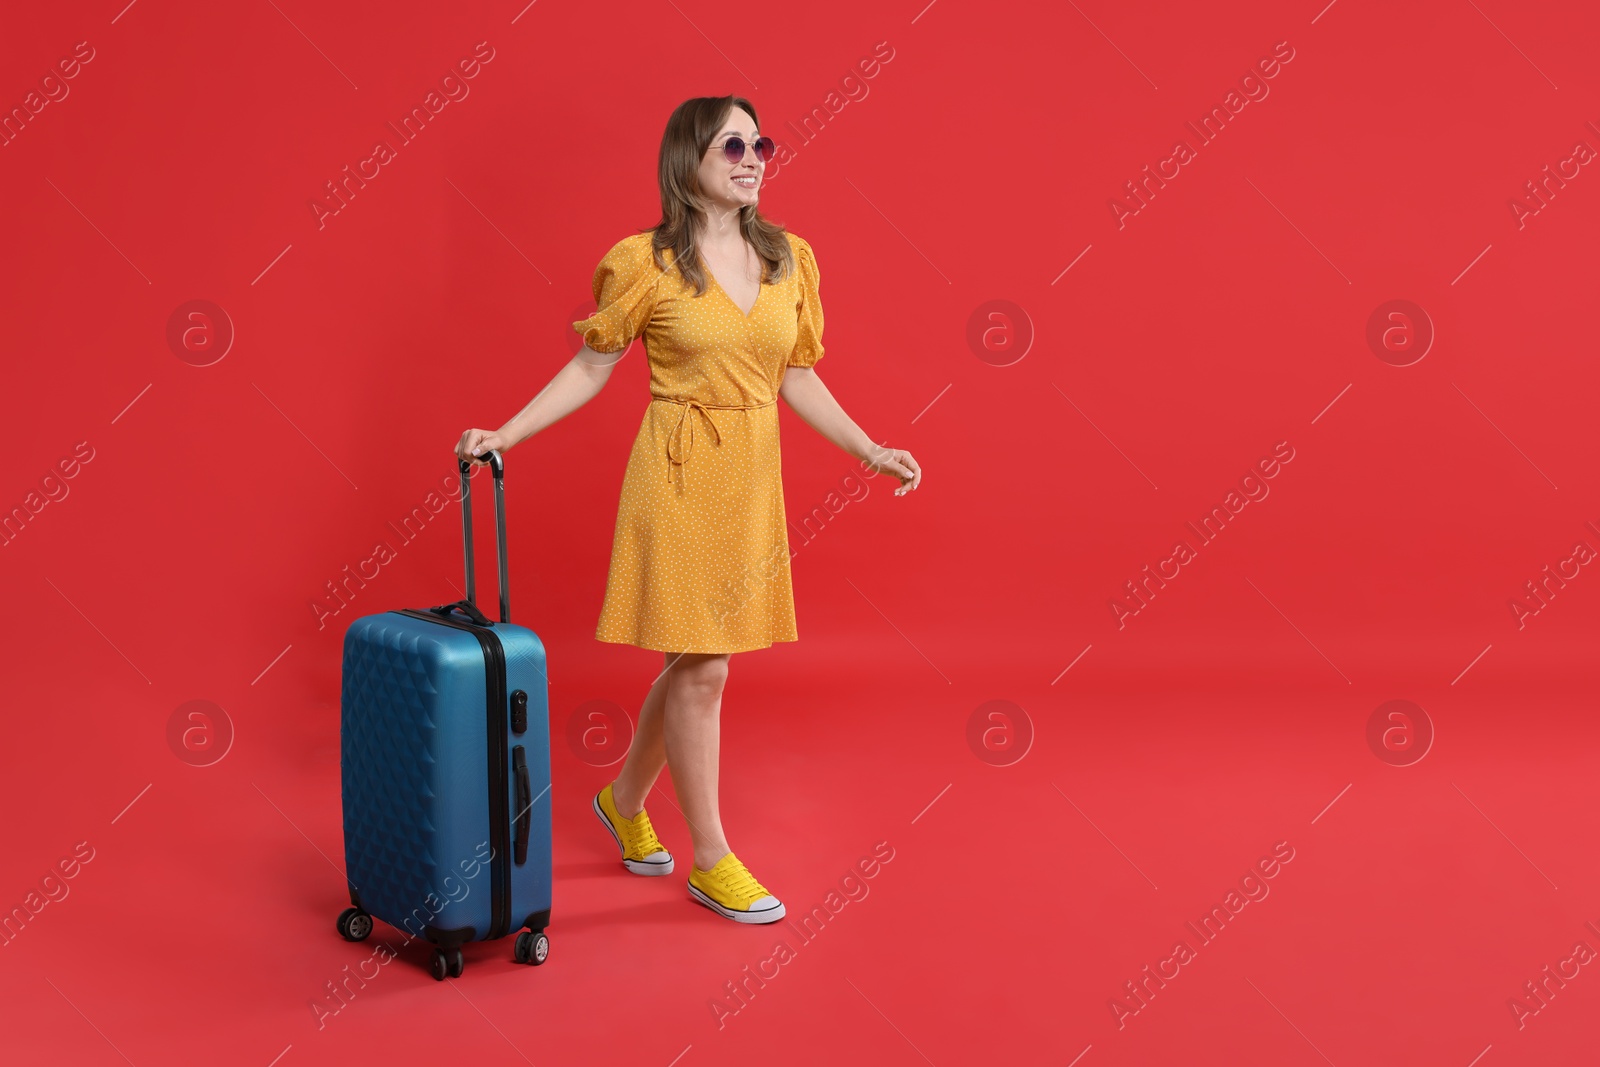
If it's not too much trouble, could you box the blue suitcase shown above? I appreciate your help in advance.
[334,450,553,979]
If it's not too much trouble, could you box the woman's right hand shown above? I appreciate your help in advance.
[456,428,510,465]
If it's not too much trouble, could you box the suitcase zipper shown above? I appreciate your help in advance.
[395,608,513,941]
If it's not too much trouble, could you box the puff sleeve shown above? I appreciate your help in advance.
[786,236,825,368]
[572,235,662,354]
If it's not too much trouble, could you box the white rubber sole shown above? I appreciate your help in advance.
[592,793,675,876]
[687,881,786,924]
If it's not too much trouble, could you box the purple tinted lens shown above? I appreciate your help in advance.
[722,136,775,163]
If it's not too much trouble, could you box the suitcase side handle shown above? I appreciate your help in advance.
[512,745,531,866]
[457,450,510,625]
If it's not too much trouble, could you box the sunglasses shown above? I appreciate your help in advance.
[710,135,776,163]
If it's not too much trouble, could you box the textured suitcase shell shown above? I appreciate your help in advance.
[340,608,552,946]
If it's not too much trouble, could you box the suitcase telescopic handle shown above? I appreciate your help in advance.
[457,449,510,625]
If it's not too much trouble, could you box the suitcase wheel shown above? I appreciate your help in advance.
[429,946,465,981]
[336,907,372,943]
[514,930,550,966]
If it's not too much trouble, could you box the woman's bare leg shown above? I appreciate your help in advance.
[660,651,733,871]
[608,660,674,818]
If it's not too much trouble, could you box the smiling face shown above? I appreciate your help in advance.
[697,105,763,213]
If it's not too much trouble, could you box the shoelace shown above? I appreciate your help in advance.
[622,809,665,858]
[711,859,769,905]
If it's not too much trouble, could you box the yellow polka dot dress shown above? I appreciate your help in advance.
[573,230,825,653]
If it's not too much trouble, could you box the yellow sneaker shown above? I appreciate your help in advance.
[687,852,785,924]
[592,782,674,876]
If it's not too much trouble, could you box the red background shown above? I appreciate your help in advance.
[3,0,1598,1064]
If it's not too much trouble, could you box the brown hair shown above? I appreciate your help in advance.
[637,94,794,296]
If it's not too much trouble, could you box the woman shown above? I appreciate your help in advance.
[454,95,922,925]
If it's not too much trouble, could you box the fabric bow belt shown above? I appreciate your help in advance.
[650,393,776,489]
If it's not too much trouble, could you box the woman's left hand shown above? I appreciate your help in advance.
[864,443,922,496]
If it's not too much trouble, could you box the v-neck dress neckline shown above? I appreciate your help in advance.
[703,251,762,318]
